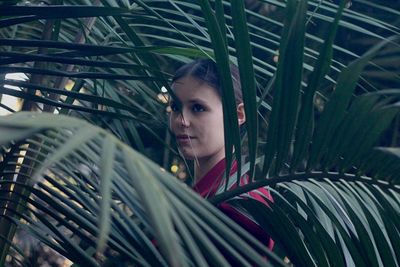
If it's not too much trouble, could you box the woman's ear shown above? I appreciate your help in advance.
[237,103,246,126]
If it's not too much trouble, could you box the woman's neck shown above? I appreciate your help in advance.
[194,152,225,181]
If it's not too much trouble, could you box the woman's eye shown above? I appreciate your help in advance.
[192,104,205,112]
[170,102,179,112]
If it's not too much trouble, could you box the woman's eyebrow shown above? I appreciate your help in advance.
[188,98,207,104]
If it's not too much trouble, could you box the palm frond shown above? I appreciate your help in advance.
[0,112,285,267]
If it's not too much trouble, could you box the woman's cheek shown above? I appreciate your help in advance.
[168,115,176,133]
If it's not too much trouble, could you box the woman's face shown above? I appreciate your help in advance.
[169,76,225,162]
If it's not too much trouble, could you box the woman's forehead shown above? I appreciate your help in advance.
[172,76,221,101]
[172,75,207,89]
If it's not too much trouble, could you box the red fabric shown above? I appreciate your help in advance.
[193,159,274,250]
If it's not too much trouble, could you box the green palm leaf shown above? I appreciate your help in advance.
[0,112,285,266]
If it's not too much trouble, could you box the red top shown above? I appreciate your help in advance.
[193,159,274,250]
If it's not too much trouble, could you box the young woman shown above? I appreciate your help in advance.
[169,58,273,250]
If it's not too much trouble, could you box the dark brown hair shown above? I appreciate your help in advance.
[172,58,243,104]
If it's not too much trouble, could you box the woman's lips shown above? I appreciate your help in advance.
[176,135,195,145]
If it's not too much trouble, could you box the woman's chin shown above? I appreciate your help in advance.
[179,149,196,160]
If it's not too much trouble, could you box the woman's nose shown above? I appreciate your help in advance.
[180,113,190,127]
